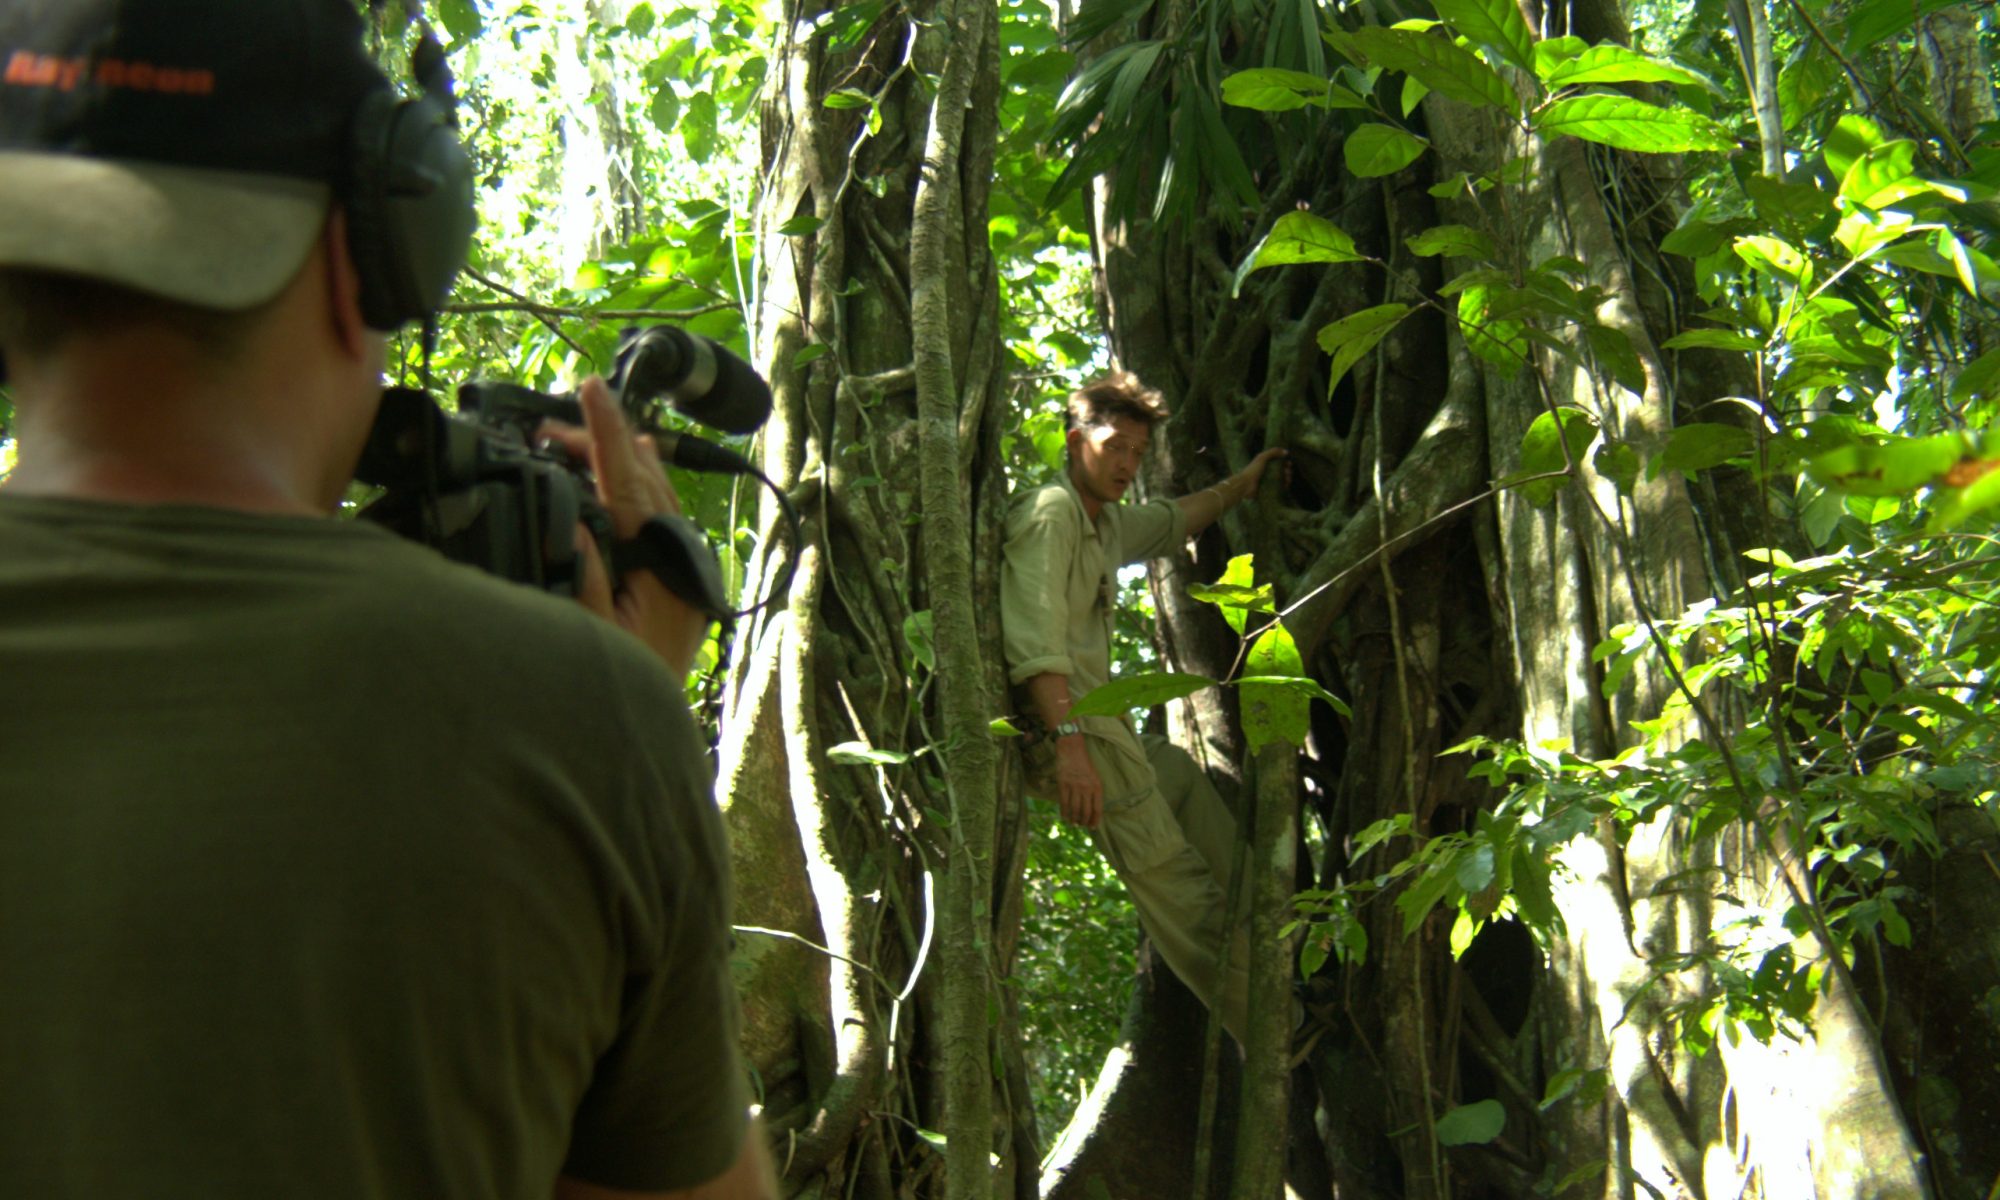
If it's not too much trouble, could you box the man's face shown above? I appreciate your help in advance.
[1067,414,1151,505]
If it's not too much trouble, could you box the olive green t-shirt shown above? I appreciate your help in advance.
[0,495,749,1198]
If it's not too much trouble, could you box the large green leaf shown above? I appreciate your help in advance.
[1458,283,1529,371]
[1657,423,1755,475]
[1232,212,1365,297]
[1806,434,1969,497]
[1585,324,1648,394]
[1533,94,1735,153]
[1840,140,1933,210]
[1234,675,1352,718]
[1435,1099,1507,1145]
[1317,303,1413,400]
[1542,44,1713,90]
[1508,406,1599,507]
[1242,625,1309,751]
[1065,0,1157,45]
[1950,347,2000,405]
[1662,328,1761,352]
[1350,26,1516,113]
[1432,0,1537,73]
[1823,113,1886,179]
[1068,672,1218,718]
[1344,123,1430,177]
[1200,553,1262,634]
[1221,67,1366,111]
[1406,225,1496,258]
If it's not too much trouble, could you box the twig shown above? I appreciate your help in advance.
[443,299,739,322]
[734,924,890,987]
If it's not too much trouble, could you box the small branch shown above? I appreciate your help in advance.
[733,925,890,988]
[443,299,740,322]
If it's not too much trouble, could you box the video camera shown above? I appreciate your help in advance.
[354,325,782,619]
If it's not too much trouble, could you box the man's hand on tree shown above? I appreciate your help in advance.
[1236,446,1288,498]
[1055,735,1103,829]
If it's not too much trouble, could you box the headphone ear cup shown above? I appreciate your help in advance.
[345,90,474,330]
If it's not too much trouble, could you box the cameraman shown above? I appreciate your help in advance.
[0,2,773,1198]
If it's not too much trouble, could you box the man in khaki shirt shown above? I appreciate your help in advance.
[1000,372,1282,1042]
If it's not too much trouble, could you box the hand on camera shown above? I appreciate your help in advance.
[538,376,710,680]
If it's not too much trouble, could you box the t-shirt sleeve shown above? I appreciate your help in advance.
[561,662,752,1192]
[1001,490,1080,685]
[1114,498,1187,566]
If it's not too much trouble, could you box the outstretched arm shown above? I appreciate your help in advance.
[1175,447,1286,538]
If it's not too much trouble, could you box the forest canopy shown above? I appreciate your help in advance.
[3,0,1996,1197]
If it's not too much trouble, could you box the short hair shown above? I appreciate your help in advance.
[0,269,273,363]
[1066,371,1169,432]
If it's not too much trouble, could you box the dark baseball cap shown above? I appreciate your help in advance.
[0,0,393,309]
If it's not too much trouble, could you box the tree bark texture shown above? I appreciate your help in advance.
[726,0,1016,1195]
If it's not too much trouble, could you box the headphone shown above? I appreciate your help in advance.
[341,30,476,332]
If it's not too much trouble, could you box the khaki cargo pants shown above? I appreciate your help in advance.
[1041,724,1252,1043]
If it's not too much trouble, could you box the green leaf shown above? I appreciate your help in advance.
[1532,35,1588,79]
[1432,0,1537,73]
[1458,283,1528,371]
[1839,140,1936,211]
[1660,215,1759,257]
[1585,324,1648,394]
[989,716,1025,738]
[1543,44,1713,90]
[1823,114,1886,179]
[1232,212,1365,297]
[1317,303,1412,400]
[1187,581,1277,614]
[1068,672,1217,718]
[1509,406,1599,506]
[1204,554,1261,634]
[1234,675,1353,717]
[1221,67,1365,111]
[682,90,718,162]
[1435,1099,1506,1145]
[1805,433,1968,497]
[1533,93,1735,153]
[914,1126,949,1150]
[1065,0,1156,45]
[1662,328,1761,352]
[777,214,825,237]
[1406,224,1495,259]
[829,742,913,766]
[1540,1067,1609,1110]
[1949,348,2000,405]
[1510,845,1560,931]
[1242,625,1309,751]
[792,342,832,368]
[437,0,484,40]
[823,87,874,110]
[1658,423,1755,474]
[1350,26,1516,113]
[1594,439,1640,496]
[904,609,936,670]
[1455,843,1497,891]
[1732,234,1809,282]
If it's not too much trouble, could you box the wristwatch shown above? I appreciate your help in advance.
[1053,719,1084,738]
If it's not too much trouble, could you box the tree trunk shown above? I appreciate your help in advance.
[725,0,1015,1194]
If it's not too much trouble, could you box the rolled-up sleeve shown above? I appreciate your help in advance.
[1001,491,1079,685]
[1114,498,1187,565]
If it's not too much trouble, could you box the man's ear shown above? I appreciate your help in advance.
[1064,425,1085,461]
[321,208,371,361]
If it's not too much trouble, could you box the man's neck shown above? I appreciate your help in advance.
[3,335,350,516]
[1066,465,1105,522]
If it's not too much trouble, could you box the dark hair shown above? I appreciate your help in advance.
[0,269,276,363]
[1066,370,1169,432]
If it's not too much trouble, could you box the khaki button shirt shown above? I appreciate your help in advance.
[999,474,1186,802]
